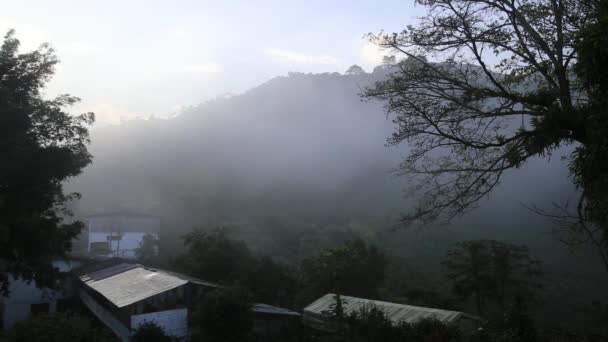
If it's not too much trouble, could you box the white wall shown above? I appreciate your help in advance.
[1,259,83,329]
[87,215,160,259]
[88,232,159,259]
[79,289,131,342]
[131,308,188,340]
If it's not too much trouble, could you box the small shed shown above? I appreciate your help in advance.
[303,294,480,332]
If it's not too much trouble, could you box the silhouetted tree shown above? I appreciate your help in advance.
[443,240,541,316]
[443,240,494,315]
[135,233,159,264]
[0,30,94,294]
[345,65,365,75]
[300,239,386,302]
[132,321,171,342]
[488,242,541,313]
[3,312,114,342]
[363,0,608,270]
[196,287,254,342]
[176,227,256,285]
[245,256,297,308]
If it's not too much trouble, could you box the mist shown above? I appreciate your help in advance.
[61,65,607,331]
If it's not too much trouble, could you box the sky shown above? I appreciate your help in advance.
[1,0,424,126]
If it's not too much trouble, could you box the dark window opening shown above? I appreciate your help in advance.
[30,303,50,315]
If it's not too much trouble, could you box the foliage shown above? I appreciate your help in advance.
[345,65,365,75]
[318,306,463,342]
[443,241,494,315]
[135,233,160,264]
[132,321,172,342]
[442,240,540,316]
[363,0,608,269]
[0,31,94,293]
[196,287,254,342]
[567,0,608,271]
[299,239,386,302]
[1,312,114,342]
[176,227,257,285]
[245,255,297,308]
[499,294,538,342]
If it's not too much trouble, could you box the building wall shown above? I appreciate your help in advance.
[88,232,158,259]
[87,215,160,259]
[79,289,131,342]
[131,308,188,340]
[1,260,83,329]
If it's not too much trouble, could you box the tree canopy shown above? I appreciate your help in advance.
[196,287,254,342]
[132,321,172,342]
[299,239,386,300]
[176,227,257,285]
[0,30,94,293]
[442,240,540,316]
[1,312,114,342]
[364,0,608,269]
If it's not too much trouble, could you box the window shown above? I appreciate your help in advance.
[30,303,50,315]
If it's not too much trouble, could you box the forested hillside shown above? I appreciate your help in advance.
[67,65,606,332]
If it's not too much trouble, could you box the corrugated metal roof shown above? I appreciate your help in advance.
[303,294,475,328]
[79,263,187,308]
[252,303,301,316]
[155,268,222,288]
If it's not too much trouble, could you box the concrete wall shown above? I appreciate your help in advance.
[87,215,160,259]
[131,308,188,340]
[1,259,83,329]
[89,232,158,259]
[79,289,131,342]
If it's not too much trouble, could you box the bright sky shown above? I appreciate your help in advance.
[1,0,423,125]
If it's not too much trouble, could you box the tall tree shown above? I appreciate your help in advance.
[196,287,254,342]
[488,241,541,313]
[176,227,257,285]
[443,240,540,316]
[135,233,160,264]
[300,239,386,301]
[364,0,608,269]
[0,31,94,293]
[443,240,494,315]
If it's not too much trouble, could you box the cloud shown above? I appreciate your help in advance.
[59,41,98,57]
[265,48,339,65]
[85,103,142,126]
[184,63,222,73]
[359,41,387,67]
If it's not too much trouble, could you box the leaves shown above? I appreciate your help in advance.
[442,240,541,316]
[0,31,94,294]
[364,0,598,225]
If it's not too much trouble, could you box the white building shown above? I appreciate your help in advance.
[1,259,85,329]
[86,213,161,259]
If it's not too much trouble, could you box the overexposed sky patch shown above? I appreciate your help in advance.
[184,63,223,73]
[265,48,340,65]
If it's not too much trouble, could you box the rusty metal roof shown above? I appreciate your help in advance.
[79,262,187,308]
[303,294,478,331]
